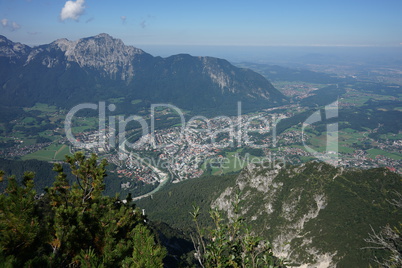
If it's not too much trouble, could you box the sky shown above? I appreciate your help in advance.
[1,0,402,49]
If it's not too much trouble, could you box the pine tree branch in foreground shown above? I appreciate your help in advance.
[191,191,287,268]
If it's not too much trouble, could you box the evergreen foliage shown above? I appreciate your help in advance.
[0,152,166,267]
[0,158,154,197]
[191,192,286,268]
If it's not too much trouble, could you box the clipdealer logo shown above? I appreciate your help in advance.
[64,101,339,167]
[302,100,339,166]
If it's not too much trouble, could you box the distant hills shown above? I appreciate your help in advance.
[0,33,286,114]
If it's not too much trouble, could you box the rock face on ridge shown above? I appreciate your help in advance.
[50,34,144,80]
[0,35,31,60]
[135,160,401,267]
[213,162,402,267]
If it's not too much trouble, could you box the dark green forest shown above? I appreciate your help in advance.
[0,153,286,268]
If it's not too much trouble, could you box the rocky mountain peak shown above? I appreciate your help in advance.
[0,35,31,58]
[93,33,113,39]
[55,34,145,80]
[22,34,145,80]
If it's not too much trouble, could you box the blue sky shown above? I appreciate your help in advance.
[1,0,401,48]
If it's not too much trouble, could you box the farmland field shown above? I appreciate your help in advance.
[21,144,71,161]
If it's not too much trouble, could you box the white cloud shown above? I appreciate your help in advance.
[1,18,8,27]
[121,16,127,24]
[1,18,21,31]
[11,22,21,31]
[60,0,86,21]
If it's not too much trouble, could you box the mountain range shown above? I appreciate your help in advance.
[0,33,286,115]
[2,33,400,267]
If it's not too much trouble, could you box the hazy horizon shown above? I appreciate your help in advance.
[1,0,401,48]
